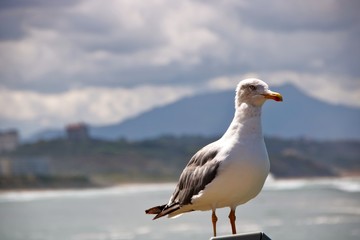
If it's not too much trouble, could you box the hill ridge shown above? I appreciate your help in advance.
[28,84,360,142]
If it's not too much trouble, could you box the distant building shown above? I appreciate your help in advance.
[66,123,89,140]
[0,130,19,152]
[0,158,11,177]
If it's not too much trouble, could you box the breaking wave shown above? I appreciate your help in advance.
[0,183,175,203]
[264,175,360,193]
[0,177,358,203]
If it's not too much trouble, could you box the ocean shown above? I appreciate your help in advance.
[0,177,359,240]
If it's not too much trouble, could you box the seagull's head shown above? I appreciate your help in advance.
[235,78,283,107]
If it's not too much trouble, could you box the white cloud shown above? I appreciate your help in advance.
[0,0,226,90]
[1,0,358,91]
[0,0,359,137]
[0,85,194,137]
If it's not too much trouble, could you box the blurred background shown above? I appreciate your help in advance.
[0,0,359,240]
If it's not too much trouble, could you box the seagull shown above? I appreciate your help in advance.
[145,78,283,237]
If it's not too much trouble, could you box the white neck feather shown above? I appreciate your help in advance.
[222,103,263,140]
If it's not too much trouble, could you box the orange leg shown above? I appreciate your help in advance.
[229,209,237,234]
[212,210,218,237]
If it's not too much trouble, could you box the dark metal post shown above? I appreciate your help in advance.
[210,232,271,240]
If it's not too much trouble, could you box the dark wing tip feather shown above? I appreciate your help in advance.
[145,203,180,220]
[153,203,180,220]
[145,204,166,215]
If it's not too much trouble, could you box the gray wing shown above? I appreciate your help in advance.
[149,143,220,219]
[169,144,220,206]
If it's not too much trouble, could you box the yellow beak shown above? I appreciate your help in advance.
[262,91,283,102]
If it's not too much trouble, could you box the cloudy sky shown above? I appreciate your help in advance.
[0,0,359,137]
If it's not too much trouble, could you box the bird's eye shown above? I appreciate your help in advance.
[249,85,256,91]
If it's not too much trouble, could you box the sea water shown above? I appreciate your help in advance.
[0,178,359,240]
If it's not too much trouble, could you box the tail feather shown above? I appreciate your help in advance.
[145,203,180,220]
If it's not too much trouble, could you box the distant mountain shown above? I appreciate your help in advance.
[29,84,360,142]
[90,84,360,140]
[90,91,235,140]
